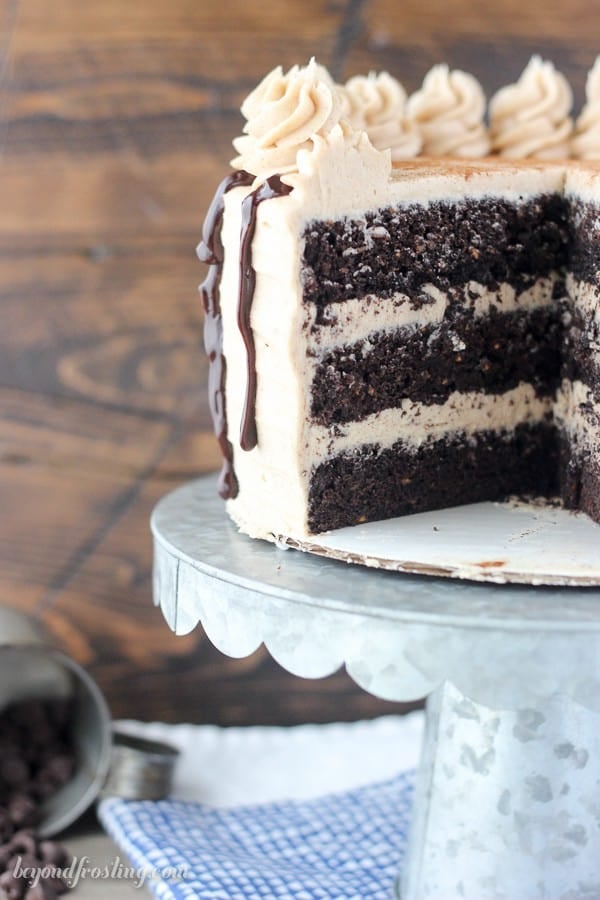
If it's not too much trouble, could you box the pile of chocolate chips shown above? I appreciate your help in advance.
[0,699,75,899]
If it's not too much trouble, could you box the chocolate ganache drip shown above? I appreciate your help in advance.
[238,175,293,451]
[197,169,254,500]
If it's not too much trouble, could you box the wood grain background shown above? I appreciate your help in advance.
[1,0,598,724]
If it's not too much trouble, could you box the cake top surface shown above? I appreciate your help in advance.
[229,57,600,189]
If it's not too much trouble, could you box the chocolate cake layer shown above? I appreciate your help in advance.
[562,305,600,402]
[580,461,600,522]
[311,305,562,426]
[568,200,600,286]
[560,434,600,522]
[308,423,558,533]
[302,195,569,320]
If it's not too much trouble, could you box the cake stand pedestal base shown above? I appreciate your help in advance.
[400,682,600,900]
[151,478,600,900]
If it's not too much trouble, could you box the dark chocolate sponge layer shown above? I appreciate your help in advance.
[311,305,562,426]
[561,303,600,402]
[302,194,569,323]
[560,432,600,522]
[308,423,558,533]
[568,199,600,286]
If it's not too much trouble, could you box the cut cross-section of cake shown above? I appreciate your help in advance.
[198,58,600,540]
[559,166,600,524]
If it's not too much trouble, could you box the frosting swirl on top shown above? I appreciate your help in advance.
[572,56,600,159]
[406,65,490,157]
[231,59,345,180]
[489,56,573,159]
[342,72,421,160]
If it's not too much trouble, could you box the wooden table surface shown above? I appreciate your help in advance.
[1,0,598,726]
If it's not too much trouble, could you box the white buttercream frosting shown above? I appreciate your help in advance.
[230,58,590,180]
[489,56,573,159]
[231,59,348,181]
[406,65,490,157]
[342,72,421,160]
[306,385,553,461]
[572,57,600,159]
[304,276,559,354]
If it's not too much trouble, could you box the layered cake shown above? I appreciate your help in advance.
[198,58,600,539]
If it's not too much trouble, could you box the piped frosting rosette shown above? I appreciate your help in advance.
[342,72,421,160]
[572,57,600,159]
[489,56,573,159]
[406,64,490,157]
[231,59,348,181]
[230,56,592,174]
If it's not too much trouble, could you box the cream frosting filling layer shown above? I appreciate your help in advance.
[305,384,554,462]
[303,276,560,352]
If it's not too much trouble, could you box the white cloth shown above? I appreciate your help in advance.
[111,712,423,806]
[99,714,424,900]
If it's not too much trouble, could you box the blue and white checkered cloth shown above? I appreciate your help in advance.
[99,771,415,900]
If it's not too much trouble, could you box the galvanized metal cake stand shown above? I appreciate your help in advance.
[151,475,600,900]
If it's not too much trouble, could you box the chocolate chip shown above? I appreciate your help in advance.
[0,758,30,789]
[0,739,21,760]
[8,796,38,830]
[6,702,49,733]
[23,889,46,900]
[8,831,38,859]
[40,756,74,789]
[45,701,71,734]
[0,700,76,896]
[0,867,25,899]
[0,807,14,842]
[7,852,38,874]
[24,886,56,900]
[39,875,67,897]
[37,842,69,868]
[0,842,13,869]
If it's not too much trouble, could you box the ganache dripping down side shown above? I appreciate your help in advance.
[197,169,254,500]
[237,175,294,451]
[198,171,294,497]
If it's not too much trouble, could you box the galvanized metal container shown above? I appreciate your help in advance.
[0,607,177,836]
